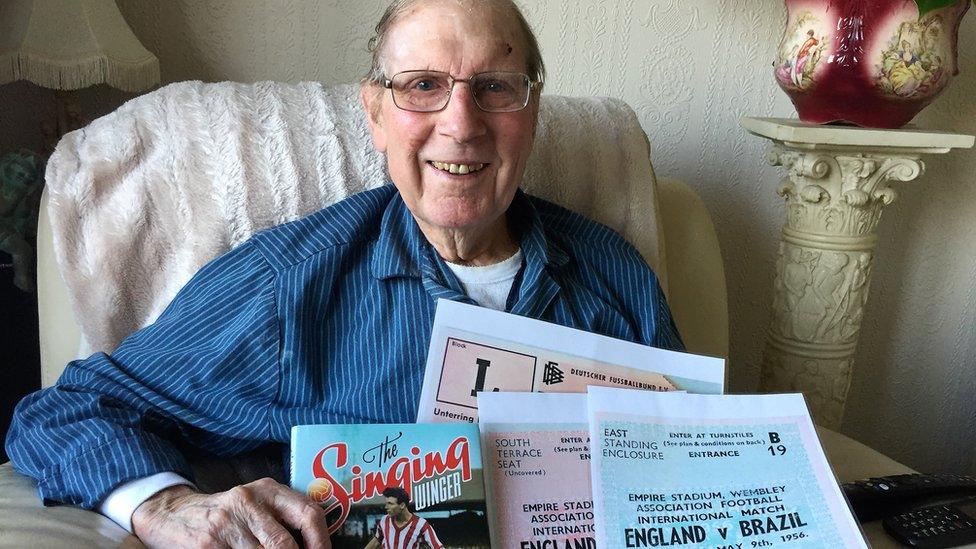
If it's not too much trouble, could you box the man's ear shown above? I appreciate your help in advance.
[360,83,388,153]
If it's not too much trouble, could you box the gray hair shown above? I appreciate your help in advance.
[364,0,546,85]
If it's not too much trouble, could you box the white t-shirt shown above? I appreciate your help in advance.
[442,248,523,311]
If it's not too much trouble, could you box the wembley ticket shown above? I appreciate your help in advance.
[478,392,595,548]
[586,388,868,548]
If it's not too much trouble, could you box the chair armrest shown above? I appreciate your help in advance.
[817,428,915,549]
[657,178,729,362]
[817,427,915,483]
[0,462,138,548]
[37,187,83,387]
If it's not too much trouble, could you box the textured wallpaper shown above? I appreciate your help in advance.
[1,0,972,474]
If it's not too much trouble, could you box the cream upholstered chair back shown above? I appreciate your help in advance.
[38,81,725,386]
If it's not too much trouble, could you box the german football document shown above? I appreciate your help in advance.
[587,388,867,548]
[478,392,594,548]
[417,299,725,423]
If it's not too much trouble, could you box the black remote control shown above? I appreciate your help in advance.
[842,473,976,523]
[883,496,976,548]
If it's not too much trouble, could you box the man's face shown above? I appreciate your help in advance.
[362,0,539,234]
[384,496,404,516]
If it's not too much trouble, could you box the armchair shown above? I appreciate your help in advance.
[5,81,731,546]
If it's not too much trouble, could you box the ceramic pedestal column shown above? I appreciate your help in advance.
[741,117,973,428]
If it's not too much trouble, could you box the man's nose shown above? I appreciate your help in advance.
[436,82,488,142]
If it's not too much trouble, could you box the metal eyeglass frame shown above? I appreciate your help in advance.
[381,70,542,113]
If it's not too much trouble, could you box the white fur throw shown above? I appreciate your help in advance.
[45,81,664,354]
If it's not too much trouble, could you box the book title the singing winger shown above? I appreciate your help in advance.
[291,423,490,548]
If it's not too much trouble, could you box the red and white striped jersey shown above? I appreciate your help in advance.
[373,514,444,549]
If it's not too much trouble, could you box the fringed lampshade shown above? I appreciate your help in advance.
[0,0,159,92]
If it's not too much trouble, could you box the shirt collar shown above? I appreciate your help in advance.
[370,186,570,281]
[370,186,426,280]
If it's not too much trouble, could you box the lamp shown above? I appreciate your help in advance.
[0,0,159,92]
[0,0,159,292]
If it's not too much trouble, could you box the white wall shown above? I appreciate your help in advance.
[3,0,973,474]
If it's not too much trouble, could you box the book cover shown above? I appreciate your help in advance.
[290,423,490,548]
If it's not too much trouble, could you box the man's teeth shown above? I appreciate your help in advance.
[431,161,486,175]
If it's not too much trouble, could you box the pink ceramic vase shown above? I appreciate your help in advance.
[775,0,969,128]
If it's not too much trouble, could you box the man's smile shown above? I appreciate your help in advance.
[427,160,489,175]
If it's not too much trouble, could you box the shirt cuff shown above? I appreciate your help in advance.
[97,472,195,533]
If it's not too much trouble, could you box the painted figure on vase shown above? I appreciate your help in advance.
[792,29,820,86]
[776,44,800,85]
[877,15,948,98]
[775,12,828,90]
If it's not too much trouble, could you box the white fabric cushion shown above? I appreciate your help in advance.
[44,81,664,354]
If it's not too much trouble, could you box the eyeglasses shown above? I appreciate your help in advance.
[382,70,540,113]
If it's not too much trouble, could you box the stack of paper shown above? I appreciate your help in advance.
[415,300,865,548]
[478,389,867,548]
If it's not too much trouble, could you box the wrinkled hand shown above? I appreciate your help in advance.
[132,478,331,548]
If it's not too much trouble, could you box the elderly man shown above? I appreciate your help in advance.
[6,0,681,547]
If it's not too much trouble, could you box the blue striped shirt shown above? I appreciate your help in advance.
[6,185,682,508]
